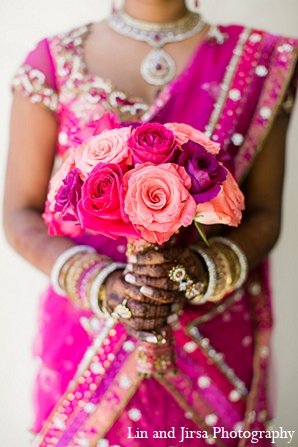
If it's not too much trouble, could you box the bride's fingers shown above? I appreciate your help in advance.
[124,262,176,278]
[122,316,167,332]
[125,273,180,291]
[127,299,171,319]
[140,285,179,303]
[127,246,183,265]
[123,282,162,304]
[125,256,197,277]
[126,327,166,344]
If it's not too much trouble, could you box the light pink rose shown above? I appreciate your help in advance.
[47,151,76,211]
[74,127,132,179]
[195,170,245,226]
[123,163,197,244]
[72,112,120,147]
[165,122,220,155]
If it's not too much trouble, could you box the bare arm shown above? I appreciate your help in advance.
[223,110,290,269]
[3,94,75,275]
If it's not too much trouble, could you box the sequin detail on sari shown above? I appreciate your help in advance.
[12,64,58,111]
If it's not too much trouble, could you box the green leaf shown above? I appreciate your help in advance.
[194,220,210,247]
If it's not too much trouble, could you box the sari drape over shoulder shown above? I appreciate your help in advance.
[12,22,298,447]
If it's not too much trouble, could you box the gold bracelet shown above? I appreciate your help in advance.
[58,252,85,293]
[210,237,248,290]
[65,253,108,306]
[97,285,109,313]
[207,245,232,302]
[209,241,240,293]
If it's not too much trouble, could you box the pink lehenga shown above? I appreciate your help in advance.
[12,22,298,447]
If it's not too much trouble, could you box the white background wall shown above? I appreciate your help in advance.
[0,1,297,445]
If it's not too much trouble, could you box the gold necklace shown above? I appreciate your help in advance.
[107,10,205,87]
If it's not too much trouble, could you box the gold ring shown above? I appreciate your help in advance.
[111,298,132,320]
[168,265,193,292]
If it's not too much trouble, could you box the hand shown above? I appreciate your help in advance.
[104,270,174,339]
[125,245,206,298]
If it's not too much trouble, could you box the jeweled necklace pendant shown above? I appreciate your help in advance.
[141,49,176,86]
[107,10,205,87]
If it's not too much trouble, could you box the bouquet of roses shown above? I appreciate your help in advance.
[44,112,244,243]
[43,112,244,376]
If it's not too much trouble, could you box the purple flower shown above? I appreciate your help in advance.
[54,168,82,218]
[179,140,227,204]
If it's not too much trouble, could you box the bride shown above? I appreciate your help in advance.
[3,0,297,445]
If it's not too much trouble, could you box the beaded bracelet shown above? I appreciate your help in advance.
[210,237,248,289]
[89,262,127,318]
[50,245,97,295]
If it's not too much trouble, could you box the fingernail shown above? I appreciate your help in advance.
[171,303,180,312]
[128,255,137,263]
[145,334,158,344]
[126,263,134,272]
[140,286,154,296]
[125,273,136,284]
[167,314,179,325]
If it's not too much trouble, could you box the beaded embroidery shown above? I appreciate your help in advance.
[12,64,58,112]
[50,25,149,122]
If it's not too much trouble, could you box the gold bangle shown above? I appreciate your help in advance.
[209,241,240,293]
[210,237,248,290]
[65,253,107,306]
[58,252,86,293]
[97,285,109,314]
[207,245,232,302]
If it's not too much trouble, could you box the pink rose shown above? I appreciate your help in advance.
[72,112,120,147]
[47,151,76,211]
[165,123,220,155]
[123,163,197,244]
[74,127,132,179]
[77,163,139,239]
[127,122,179,165]
[195,170,245,226]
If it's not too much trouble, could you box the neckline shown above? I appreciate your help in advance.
[65,21,210,118]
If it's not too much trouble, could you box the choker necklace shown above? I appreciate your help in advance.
[107,10,205,87]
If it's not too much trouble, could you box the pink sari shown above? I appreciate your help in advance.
[13,23,298,447]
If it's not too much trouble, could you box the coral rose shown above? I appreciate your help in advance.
[74,127,132,179]
[127,122,179,165]
[165,122,220,155]
[123,163,197,244]
[195,170,245,226]
[77,163,139,239]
